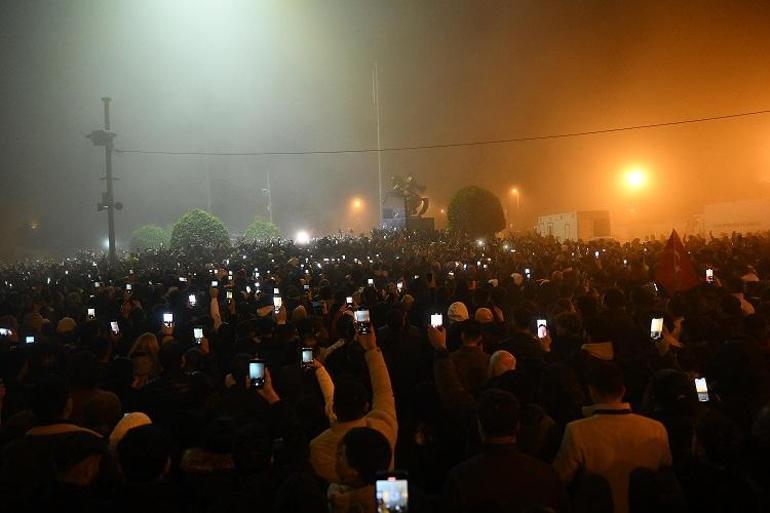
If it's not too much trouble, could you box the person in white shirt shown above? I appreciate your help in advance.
[553,362,672,513]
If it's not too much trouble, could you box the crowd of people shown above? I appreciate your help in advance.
[0,228,769,513]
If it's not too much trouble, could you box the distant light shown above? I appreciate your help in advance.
[351,197,364,210]
[102,238,110,249]
[440,208,446,215]
[503,244,509,250]
[624,166,648,190]
[295,230,311,245]
[510,187,519,195]
[477,239,485,247]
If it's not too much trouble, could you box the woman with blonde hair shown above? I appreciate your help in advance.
[128,332,161,389]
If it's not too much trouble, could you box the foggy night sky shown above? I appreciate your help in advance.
[2,0,770,252]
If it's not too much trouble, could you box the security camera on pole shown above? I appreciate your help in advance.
[87,97,123,267]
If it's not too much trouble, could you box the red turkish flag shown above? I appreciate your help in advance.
[654,230,699,294]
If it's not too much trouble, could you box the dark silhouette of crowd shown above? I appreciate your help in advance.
[1,229,769,513]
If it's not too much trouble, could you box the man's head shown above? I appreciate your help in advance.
[587,361,625,404]
[488,350,516,378]
[158,341,184,374]
[117,425,171,483]
[335,427,391,486]
[32,374,72,423]
[68,350,100,390]
[447,301,469,323]
[476,389,520,443]
[459,319,482,347]
[333,379,370,422]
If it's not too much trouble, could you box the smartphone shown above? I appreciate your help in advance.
[346,296,354,308]
[524,268,531,279]
[126,283,133,291]
[211,280,218,287]
[188,293,197,306]
[594,250,600,259]
[273,287,280,295]
[226,290,233,301]
[650,317,664,340]
[179,277,187,283]
[249,359,266,389]
[301,347,314,369]
[354,309,371,335]
[396,282,403,292]
[87,308,96,320]
[375,471,409,513]
[246,285,252,294]
[273,296,282,311]
[228,275,233,282]
[368,278,374,286]
[448,271,454,279]
[430,314,443,328]
[537,319,548,339]
[26,335,35,344]
[705,268,714,283]
[304,284,310,291]
[110,321,119,335]
[94,281,101,288]
[0,328,9,337]
[163,313,174,327]
[194,327,204,343]
[694,377,709,402]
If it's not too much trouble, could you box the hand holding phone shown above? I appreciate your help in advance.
[695,377,709,402]
[301,347,314,370]
[430,314,443,328]
[650,317,664,341]
[194,326,204,343]
[376,471,409,513]
[163,313,174,328]
[354,309,371,335]
[537,319,548,339]
[249,359,266,389]
[87,308,96,321]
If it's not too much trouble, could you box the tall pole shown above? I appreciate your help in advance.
[89,98,119,267]
[103,98,117,266]
[373,62,383,225]
[266,170,273,224]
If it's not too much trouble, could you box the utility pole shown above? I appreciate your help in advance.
[262,170,273,224]
[88,97,121,267]
[373,62,383,225]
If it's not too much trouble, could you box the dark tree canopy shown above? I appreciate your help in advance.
[447,186,506,237]
[170,209,230,252]
[243,216,281,242]
[129,224,170,252]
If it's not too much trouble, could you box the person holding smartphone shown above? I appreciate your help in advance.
[309,324,397,484]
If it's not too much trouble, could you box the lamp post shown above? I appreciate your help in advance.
[88,97,122,267]
[510,187,520,231]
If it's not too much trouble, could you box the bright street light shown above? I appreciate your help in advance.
[295,230,311,245]
[351,197,364,210]
[623,166,648,190]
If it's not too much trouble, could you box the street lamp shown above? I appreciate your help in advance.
[351,197,364,211]
[509,187,520,231]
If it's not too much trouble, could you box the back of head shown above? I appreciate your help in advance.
[386,308,406,332]
[603,288,626,310]
[158,341,184,374]
[512,304,535,331]
[118,425,171,483]
[68,350,100,389]
[477,389,520,439]
[32,374,70,423]
[650,369,696,415]
[333,379,369,422]
[695,409,742,467]
[588,361,625,400]
[489,350,517,378]
[341,427,392,485]
[458,319,482,344]
[232,422,273,474]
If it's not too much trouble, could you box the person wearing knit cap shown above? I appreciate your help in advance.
[56,317,78,334]
[109,412,152,453]
[474,308,494,324]
[488,350,517,378]
[447,302,469,323]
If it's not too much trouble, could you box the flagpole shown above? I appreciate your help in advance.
[373,61,383,226]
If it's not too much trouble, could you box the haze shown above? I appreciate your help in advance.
[2,0,770,253]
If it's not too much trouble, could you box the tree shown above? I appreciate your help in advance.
[130,225,170,251]
[447,186,506,237]
[243,216,281,242]
[170,209,230,252]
